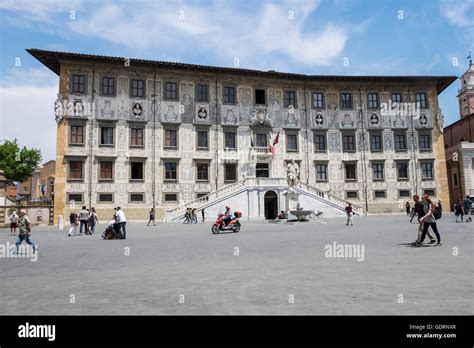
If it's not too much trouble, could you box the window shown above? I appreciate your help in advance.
[99,161,113,180]
[312,92,324,108]
[256,163,269,177]
[100,127,114,145]
[423,189,435,196]
[164,162,177,181]
[345,163,357,181]
[346,191,358,199]
[394,133,407,151]
[196,84,208,102]
[370,133,382,152]
[164,129,177,148]
[223,86,236,104]
[197,130,208,149]
[391,93,402,104]
[197,163,209,181]
[396,161,409,180]
[416,92,427,108]
[164,193,178,202]
[399,190,410,198]
[72,74,86,94]
[420,161,434,179]
[69,161,83,180]
[367,93,379,109]
[197,193,209,200]
[343,133,355,152]
[341,93,352,109]
[316,163,327,181]
[286,134,298,151]
[130,193,144,202]
[255,89,265,105]
[98,193,113,203]
[284,91,296,108]
[131,79,145,98]
[70,125,84,145]
[313,133,326,152]
[225,163,237,182]
[374,190,386,198]
[130,128,144,147]
[419,133,431,151]
[131,162,144,180]
[225,131,236,149]
[101,77,115,96]
[67,193,83,204]
[372,162,384,181]
[165,82,178,100]
[256,133,267,147]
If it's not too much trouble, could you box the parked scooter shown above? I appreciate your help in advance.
[212,211,242,234]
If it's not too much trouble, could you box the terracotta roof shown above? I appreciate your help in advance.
[26,48,457,94]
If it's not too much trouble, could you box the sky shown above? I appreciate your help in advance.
[0,0,473,162]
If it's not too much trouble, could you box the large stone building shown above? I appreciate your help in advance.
[28,49,456,222]
[444,61,474,208]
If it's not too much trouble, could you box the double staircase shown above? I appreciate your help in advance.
[165,177,363,222]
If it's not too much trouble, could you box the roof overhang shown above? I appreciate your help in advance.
[26,48,457,95]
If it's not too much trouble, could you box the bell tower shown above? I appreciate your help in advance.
[457,52,474,118]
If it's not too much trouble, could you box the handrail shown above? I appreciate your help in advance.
[298,182,364,214]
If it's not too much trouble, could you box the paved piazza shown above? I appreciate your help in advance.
[0,215,472,315]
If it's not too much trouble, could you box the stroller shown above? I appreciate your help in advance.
[102,221,122,240]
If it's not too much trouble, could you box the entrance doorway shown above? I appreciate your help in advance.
[264,190,278,219]
[256,163,269,177]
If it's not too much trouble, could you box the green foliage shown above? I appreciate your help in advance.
[0,139,42,183]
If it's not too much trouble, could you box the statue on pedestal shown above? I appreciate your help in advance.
[286,159,300,187]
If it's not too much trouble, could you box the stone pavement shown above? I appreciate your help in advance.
[0,214,472,315]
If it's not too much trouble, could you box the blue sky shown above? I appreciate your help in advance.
[0,0,473,161]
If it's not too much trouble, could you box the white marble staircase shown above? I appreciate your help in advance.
[165,177,363,222]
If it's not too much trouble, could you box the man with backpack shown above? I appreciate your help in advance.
[463,196,472,222]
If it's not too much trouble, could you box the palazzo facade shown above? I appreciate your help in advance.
[27,49,456,222]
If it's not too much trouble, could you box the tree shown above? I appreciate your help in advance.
[0,139,42,184]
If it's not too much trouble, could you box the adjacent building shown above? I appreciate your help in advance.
[444,61,474,208]
[27,48,456,222]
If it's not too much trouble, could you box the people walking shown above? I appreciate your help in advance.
[68,210,78,237]
[15,209,37,254]
[191,208,198,224]
[438,200,443,212]
[345,203,353,226]
[147,208,155,226]
[405,202,411,216]
[411,195,436,246]
[9,210,18,236]
[183,208,190,224]
[79,206,89,234]
[454,199,464,222]
[463,196,472,222]
[88,207,98,234]
[116,207,127,239]
[417,195,441,247]
[201,208,205,223]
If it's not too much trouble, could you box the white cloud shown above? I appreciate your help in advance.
[0,0,82,24]
[0,68,57,161]
[64,0,348,67]
[440,0,474,27]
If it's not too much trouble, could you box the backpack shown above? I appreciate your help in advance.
[432,206,442,220]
